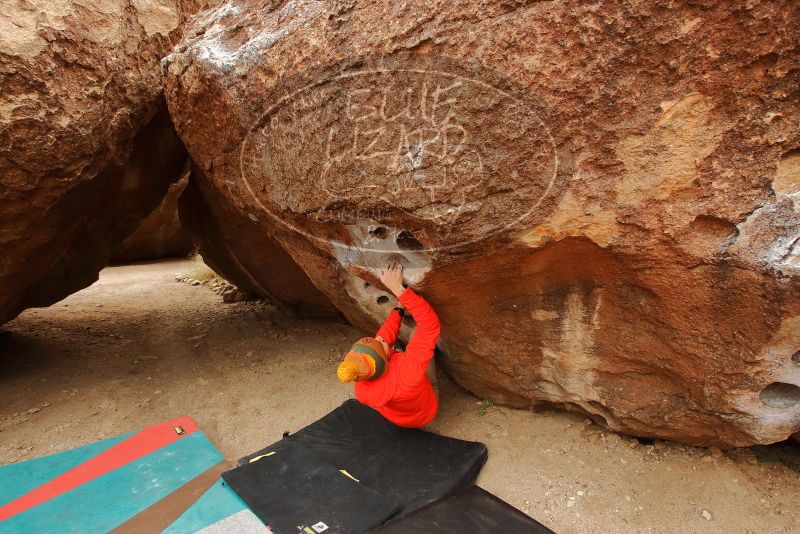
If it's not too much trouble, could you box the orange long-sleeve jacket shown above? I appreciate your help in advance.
[354,288,440,428]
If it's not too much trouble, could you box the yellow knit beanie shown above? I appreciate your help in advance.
[336,337,388,383]
[337,359,359,383]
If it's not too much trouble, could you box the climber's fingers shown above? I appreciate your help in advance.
[387,256,403,272]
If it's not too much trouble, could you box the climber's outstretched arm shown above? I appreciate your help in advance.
[375,308,402,346]
[379,259,440,373]
[375,259,405,346]
[396,288,440,370]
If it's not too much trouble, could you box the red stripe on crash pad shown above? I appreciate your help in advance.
[0,416,198,522]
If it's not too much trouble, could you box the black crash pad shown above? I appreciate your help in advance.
[369,485,555,533]
[226,399,488,532]
[222,443,399,533]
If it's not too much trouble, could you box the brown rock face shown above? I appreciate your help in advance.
[164,0,800,446]
[111,167,194,263]
[0,0,186,323]
[177,0,225,24]
[177,165,341,317]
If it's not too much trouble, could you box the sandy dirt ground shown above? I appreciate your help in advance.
[1,259,799,534]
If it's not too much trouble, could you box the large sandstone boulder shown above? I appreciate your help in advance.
[0,0,188,323]
[111,166,194,263]
[164,0,800,446]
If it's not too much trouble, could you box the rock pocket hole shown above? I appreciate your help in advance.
[759,382,800,409]
[403,315,416,327]
[376,295,390,305]
[792,350,800,366]
[396,230,423,251]
[369,227,388,239]
[689,215,736,239]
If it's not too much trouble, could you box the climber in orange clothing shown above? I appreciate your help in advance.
[337,259,440,428]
